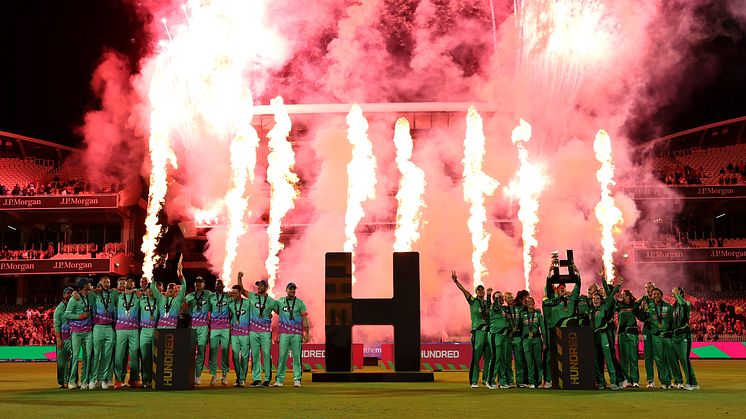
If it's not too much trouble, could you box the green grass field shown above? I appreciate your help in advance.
[1,361,745,418]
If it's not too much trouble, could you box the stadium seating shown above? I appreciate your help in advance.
[0,157,53,190]
[670,144,746,185]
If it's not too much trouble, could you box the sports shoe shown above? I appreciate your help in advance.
[210,376,218,386]
[676,384,684,389]
[239,381,246,387]
[692,385,700,390]
[68,383,77,390]
[528,384,536,389]
[294,380,301,387]
[487,384,497,390]
[508,383,516,388]
[262,381,270,387]
[251,380,261,387]
[470,383,478,388]
[273,382,284,387]
[195,376,201,385]
[234,380,241,387]
[499,384,511,389]
[684,384,693,391]
[114,381,122,389]
[221,376,228,386]
[105,380,113,388]
[101,381,109,390]
[610,384,619,391]
[632,382,640,388]
[597,384,607,390]
[620,380,628,388]
[646,382,655,389]
[519,384,528,388]
[543,382,552,389]
[660,384,668,389]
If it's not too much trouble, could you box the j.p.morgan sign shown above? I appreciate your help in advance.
[0,259,111,275]
[0,194,118,210]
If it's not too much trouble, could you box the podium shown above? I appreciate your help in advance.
[550,326,596,390]
[154,328,196,390]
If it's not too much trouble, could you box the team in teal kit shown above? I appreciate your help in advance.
[53,287,76,388]
[114,278,140,388]
[65,277,95,389]
[208,279,231,386]
[273,282,309,387]
[229,279,251,386]
[138,284,159,389]
[186,276,212,384]
[240,277,279,387]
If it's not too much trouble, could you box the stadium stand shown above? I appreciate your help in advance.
[0,304,56,346]
[655,144,746,186]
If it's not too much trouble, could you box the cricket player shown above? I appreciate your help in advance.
[185,276,212,384]
[114,277,140,389]
[151,258,187,329]
[616,289,641,388]
[208,278,231,386]
[637,281,658,388]
[451,271,491,388]
[273,282,309,387]
[239,277,278,387]
[590,279,622,389]
[65,277,95,389]
[486,291,510,389]
[520,296,547,389]
[90,276,118,388]
[53,287,76,388]
[671,287,699,390]
[504,292,525,388]
[228,283,251,387]
[644,288,682,389]
[139,282,159,389]
[117,277,127,293]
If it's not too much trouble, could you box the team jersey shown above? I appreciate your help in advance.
[65,292,93,333]
[504,305,524,337]
[576,295,591,316]
[228,297,251,336]
[150,277,186,328]
[616,301,640,332]
[53,301,71,340]
[488,302,508,333]
[92,288,119,325]
[277,296,308,335]
[647,299,674,334]
[542,276,581,329]
[672,294,691,334]
[209,292,230,329]
[520,308,546,339]
[636,295,654,330]
[139,295,159,328]
[590,285,620,332]
[467,295,489,331]
[186,290,213,327]
[115,291,140,330]
[248,292,278,333]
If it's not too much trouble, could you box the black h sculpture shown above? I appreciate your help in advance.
[312,252,434,382]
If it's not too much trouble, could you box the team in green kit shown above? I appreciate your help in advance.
[59,258,310,390]
[453,253,700,391]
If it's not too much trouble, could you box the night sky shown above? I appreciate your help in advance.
[1,0,745,147]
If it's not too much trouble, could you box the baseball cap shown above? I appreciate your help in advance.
[63,287,74,295]
[195,276,205,283]
[286,282,297,290]
[255,279,268,287]
[75,277,92,289]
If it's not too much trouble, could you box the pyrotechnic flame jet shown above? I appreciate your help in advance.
[593,130,623,284]
[265,96,299,294]
[505,119,547,292]
[344,104,377,284]
[462,106,499,288]
[393,117,427,252]
[222,118,260,285]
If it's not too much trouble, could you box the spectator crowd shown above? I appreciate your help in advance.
[0,175,119,196]
[690,298,746,341]
[0,304,56,346]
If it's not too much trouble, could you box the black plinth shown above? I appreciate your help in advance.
[154,328,196,390]
[312,372,434,382]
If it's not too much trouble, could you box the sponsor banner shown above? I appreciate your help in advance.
[0,258,111,275]
[633,248,746,263]
[201,343,364,370]
[0,194,119,210]
[381,343,473,371]
[624,186,746,200]
[2,341,746,363]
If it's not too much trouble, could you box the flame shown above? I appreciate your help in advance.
[593,129,623,284]
[344,104,378,283]
[265,96,299,292]
[462,106,499,288]
[141,119,178,281]
[393,117,426,252]
[222,123,259,284]
[506,119,547,292]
